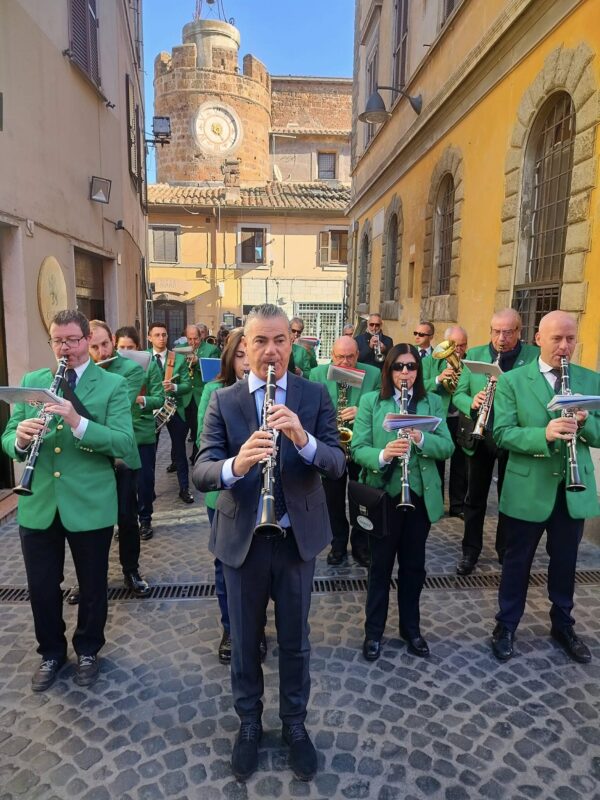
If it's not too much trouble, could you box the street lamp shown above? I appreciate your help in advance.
[358,85,422,124]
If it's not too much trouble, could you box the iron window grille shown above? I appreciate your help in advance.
[358,233,370,305]
[384,214,399,302]
[318,153,336,180]
[434,174,454,295]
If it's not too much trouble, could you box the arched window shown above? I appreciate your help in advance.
[358,232,370,306]
[432,173,454,295]
[513,92,576,342]
[384,213,398,302]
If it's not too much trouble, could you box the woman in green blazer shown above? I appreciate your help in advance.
[351,343,454,661]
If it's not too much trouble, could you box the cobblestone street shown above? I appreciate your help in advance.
[0,438,599,800]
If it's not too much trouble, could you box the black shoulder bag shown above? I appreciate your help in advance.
[348,472,392,539]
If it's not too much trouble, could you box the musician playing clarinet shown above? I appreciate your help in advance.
[193,304,344,783]
[1,310,134,692]
[491,310,600,663]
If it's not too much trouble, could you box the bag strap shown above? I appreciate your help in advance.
[165,350,176,383]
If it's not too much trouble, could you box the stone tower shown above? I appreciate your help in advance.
[154,18,271,184]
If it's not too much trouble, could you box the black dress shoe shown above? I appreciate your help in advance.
[456,555,477,576]
[402,634,430,658]
[362,638,381,661]
[491,623,514,661]
[66,585,80,605]
[139,523,153,541]
[449,510,465,520]
[218,631,231,665]
[74,654,100,687]
[166,463,177,473]
[231,721,262,781]
[352,548,370,568]
[178,489,194,504]
[124,570,151,597]
[31,657,66,692]
[326,548,346,566]
[259,631,267,662]
[282,723,317,781]
[551,626,592,664]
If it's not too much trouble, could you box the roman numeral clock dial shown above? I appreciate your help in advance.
[193,102,242,155]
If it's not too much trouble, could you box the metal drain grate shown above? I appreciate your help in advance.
[0,570,599,604]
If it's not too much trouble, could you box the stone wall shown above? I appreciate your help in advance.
[271,78,352,131]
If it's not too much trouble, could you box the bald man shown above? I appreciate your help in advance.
[309,337,381,566]
[491,310,599,663]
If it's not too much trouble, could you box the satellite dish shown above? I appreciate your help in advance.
[273,164,283,182]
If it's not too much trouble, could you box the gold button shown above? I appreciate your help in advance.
[54,447,61,454]
[53,471,61,478]
[57,424,64,430]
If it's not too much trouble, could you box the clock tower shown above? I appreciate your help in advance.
[154,17,271,184]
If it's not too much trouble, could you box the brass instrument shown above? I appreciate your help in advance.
[396,379,415,509]
[336,381,353,447]
[432,339,462,393]
[559,356,585,492]
[206,335,217,346]
[472,352,501,440]
[255,364,284,536]
[373,334,385,364]
[14,356,69,496]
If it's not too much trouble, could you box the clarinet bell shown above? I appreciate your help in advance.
[254,493,284,536]
[396,487,415,510]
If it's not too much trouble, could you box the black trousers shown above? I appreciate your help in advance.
[365,492,430,641]
[496,490,584,632]
[223,532,314,725]
[20,513,113,660]
[462,433,508,559]
[115,462,140,574]
[165,412,190,492]
[186,397,199,464]
[322,460,367,555]
[137,443,156,525]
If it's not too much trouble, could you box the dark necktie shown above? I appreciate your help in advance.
[154,353,164,374]
[419,349,427,359]
[65,368,77,391]
[550,368,562,393]
[260,385,287,521]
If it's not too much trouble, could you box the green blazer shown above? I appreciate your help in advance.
[308,361,381,409]
[191,341,221,403]
[291,343,314,379]
[135,360,164,446]
[104,354,145,469]
[148,349,192,420]
[350,391,454,523]
[422,355,453,415]
[493,359,600,522]
[2,362,135,531]
[196,379,225,510]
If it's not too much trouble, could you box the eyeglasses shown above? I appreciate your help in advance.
[491,328,517,337]
[392,362,419,372]
[48,336,86,348]
[291,328,303,335]
[368,323,381,328]
[413,331,430,337]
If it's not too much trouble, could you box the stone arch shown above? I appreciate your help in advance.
[496,42,599,327]
[421,145,464,324]
[379,194,404,320]
[356,218,373,314]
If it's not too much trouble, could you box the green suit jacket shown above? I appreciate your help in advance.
[422,355,454,415]
[291,343,315,379]
[350,391,454,523]
[191,341,221,403]
[493,359,600,522]
[308,361,381,409]
[148,349,192,420]
[2,361,135,531]
[196,379,224,510]
[135,360,164,446]
[104,354,144,469]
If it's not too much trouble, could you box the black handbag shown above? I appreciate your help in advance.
[347,479,391,539]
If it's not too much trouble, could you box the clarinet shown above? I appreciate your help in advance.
[396,379,415,510]
[473,352,501,440]
[254,364,284,535]
[559,356,585,492]
[14,356,69,497]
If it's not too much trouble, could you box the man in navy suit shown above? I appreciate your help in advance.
[193,304,345,783]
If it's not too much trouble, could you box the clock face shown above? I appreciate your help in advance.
[193,103,242,155]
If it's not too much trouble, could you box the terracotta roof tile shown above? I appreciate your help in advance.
[148,182,350,211]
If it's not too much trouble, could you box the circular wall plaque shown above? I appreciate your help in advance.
[37,256,68,332]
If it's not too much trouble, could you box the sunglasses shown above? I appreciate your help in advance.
[291,329,303,334]
[392,362,419,372]
[413,331,430,337]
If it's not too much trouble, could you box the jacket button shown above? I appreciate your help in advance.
[54,447,61,454]
[57,424,64,430]
[53,471,61,478]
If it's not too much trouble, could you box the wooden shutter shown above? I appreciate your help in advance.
[241,229,255,263]
[126,75,138,178]
[319,232,330,266]
[69,0,100,87]
[88,0,100,87]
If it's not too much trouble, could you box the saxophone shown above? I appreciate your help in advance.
[559,356,585,492]
[396,379,415,509]
[336,381,353,448]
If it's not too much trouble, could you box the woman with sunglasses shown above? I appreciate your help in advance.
[351,344,454,660]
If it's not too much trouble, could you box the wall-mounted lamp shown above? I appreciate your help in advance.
[145,116,171,147]
[358,85,422,124]
[115,219,125,231]
[90,176,112,204]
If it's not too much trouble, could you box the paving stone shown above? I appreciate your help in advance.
[340,779,371,798]
[332,753,356,773]
[416,775,442,795]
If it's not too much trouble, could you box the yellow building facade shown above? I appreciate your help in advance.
[349,0,600,369]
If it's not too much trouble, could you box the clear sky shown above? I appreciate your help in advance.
[142,0,355,181]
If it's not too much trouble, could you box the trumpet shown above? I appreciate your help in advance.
[432,339,462,393]
[472,352,501,440]
[254,364,284,536]
[14,356,69,496]
[396,379,415,509]
[373,334,385,364]
[559,356,585,492]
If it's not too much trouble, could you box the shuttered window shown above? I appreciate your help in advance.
[69,0,101,88]
[393,0,409,90]
[241,228,266,264]
[151,228,178,263]
[319,231,348,266]
[126,74,139,179]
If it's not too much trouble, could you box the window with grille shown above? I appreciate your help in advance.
[432,174,454,295]
[384,214,399,301]
[513,92,575,343]
[69,0,101,88]
[318,153,336,180]
[126,75,139,180]
[319,230,348,266]
[358,233,370,305]
[393,0,409,90]
[365,47,379,145]
[151,227,178,263]
[240,228,266,265]
[296,303,344,361]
